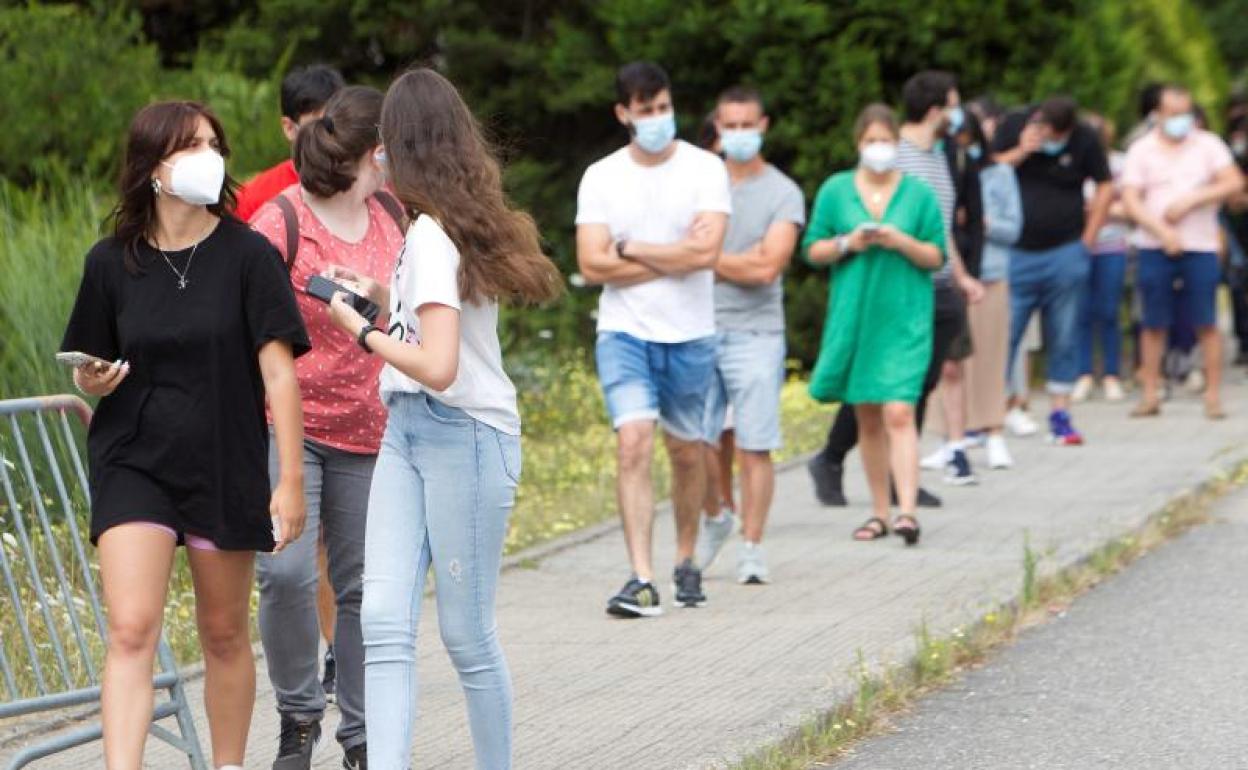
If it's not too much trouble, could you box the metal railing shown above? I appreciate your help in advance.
[0,395,205,769]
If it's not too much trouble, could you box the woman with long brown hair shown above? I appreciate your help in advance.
[58,101,309,768]
[324,68,561,768]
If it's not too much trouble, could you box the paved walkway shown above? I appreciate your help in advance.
[6,376,1248,769]
[830,484,1248,770]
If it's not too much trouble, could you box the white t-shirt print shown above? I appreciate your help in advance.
[378,214,520,435]
[575,140,733,343]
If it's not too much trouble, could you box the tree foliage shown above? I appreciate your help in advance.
[3,0,1231,362]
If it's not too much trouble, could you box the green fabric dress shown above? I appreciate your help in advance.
[803,171,945,405]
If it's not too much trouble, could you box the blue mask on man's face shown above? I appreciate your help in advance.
[632,113,676,155]
[720,129,763,163]
[1041,139,1067,156]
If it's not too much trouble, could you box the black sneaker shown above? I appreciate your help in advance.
[322,645,337,702]
[343,744,367,770]
[672,559,706,608]
[807,457,847,506]
[273,715,321,770]
[606,577,662,618]
[890,484,943,508]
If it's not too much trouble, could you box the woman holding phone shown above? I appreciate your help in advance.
[803,104,945,545]
[323,68,562,769]
[59,101,309,770]
[248,84,404,769]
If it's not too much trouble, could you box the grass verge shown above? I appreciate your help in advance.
[731,460,1248,770]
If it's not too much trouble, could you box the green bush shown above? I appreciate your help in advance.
[0,4,160,186]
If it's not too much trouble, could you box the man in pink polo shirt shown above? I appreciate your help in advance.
[1123,84,1245,419]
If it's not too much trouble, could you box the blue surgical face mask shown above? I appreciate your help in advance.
[632,112,677,155]
[720,129,763,163]
[1041,139,1067,156]
[373,147,388,182]
[1162,113,1195,141]
[946,105,965,135]
[967,143,983,161]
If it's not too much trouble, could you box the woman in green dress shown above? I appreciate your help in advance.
[803,104,945,545]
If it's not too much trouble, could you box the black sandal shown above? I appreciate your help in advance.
[853,517,890,541]
[893,514,921,547]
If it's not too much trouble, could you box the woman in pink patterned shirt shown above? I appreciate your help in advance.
[248,85,404,769]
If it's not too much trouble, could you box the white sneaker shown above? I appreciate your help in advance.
[1004,407,1039,437]
[695,509,736,570]
[985,434,1013,469]
[1185,369,1206,395]
[1103,377,1126,402]
[737,542,769,585]
[1071,375,1094,403]
[921,443,952,470]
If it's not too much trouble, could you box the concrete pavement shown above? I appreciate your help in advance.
[830,485,1248,770]
[6,375,1248,769]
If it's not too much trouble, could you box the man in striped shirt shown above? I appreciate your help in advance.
[808,70,985,506]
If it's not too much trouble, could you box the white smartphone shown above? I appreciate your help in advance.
[858,222,881,234]
[55,351,111,369]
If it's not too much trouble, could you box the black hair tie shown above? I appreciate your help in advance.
[322,115,335,134]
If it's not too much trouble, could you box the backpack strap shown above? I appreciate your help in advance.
[273,193,300,271]
[372,190,408,233]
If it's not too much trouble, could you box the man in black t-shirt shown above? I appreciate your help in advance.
[992,96,1112,445]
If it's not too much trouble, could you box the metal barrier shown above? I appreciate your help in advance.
[0,395,206,769]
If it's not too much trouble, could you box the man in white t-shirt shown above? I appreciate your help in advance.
[575,61,731,618]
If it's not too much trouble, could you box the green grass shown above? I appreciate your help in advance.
[0,181,836,685]
[730,461,1246,770]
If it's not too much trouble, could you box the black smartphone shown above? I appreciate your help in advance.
[305,275,381,323]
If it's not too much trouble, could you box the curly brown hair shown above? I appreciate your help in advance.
[380,68,563,306]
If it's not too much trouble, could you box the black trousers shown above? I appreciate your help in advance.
[815,306,964,467]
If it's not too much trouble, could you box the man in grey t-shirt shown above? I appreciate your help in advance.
[695,86,804,584]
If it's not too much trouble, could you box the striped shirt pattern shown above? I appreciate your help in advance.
[897,139,955,286]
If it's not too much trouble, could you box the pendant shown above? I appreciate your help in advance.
[177,277,188,290]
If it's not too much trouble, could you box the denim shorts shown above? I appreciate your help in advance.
[1136,249,1219,330]
[701,331,786,452]
[595,331,717,441]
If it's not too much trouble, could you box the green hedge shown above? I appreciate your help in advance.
[0,0,1231,364]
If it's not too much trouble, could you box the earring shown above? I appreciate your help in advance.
[151,178,162,196]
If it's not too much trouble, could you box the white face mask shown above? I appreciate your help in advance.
[161,150,225,206]
[859,141,898,173]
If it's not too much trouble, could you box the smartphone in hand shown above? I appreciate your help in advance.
[55,351,111,370]
[305,275,381,323]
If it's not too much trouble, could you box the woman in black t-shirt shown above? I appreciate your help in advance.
[59,101,310,769]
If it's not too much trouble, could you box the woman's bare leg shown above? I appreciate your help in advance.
[855,404,889,521]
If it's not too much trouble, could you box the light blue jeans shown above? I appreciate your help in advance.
[361,391,520,770]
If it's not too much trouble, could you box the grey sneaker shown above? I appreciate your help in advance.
[737,542,769,585]
[694,509,736,570]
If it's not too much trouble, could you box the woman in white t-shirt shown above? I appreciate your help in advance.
[325,68,562,769]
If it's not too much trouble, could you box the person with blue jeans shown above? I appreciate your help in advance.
[1122,84,1244,419]
[992,96,1113,444]
[576,61,731,617]
[693,85,804,585]
[325,68,563,769]
[1073,115,1131,404]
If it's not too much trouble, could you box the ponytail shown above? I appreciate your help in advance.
[293,85,384,198]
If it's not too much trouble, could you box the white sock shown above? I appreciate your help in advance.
[218,765,244,770]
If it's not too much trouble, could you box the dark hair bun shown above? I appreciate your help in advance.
[294,86,383,198]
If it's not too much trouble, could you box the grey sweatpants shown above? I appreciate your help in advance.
[258,435,375,750]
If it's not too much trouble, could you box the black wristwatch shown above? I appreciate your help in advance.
[615,239,630,260]
[357,322,380,353]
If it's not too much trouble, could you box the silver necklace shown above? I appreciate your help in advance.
[155,222,212,290]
